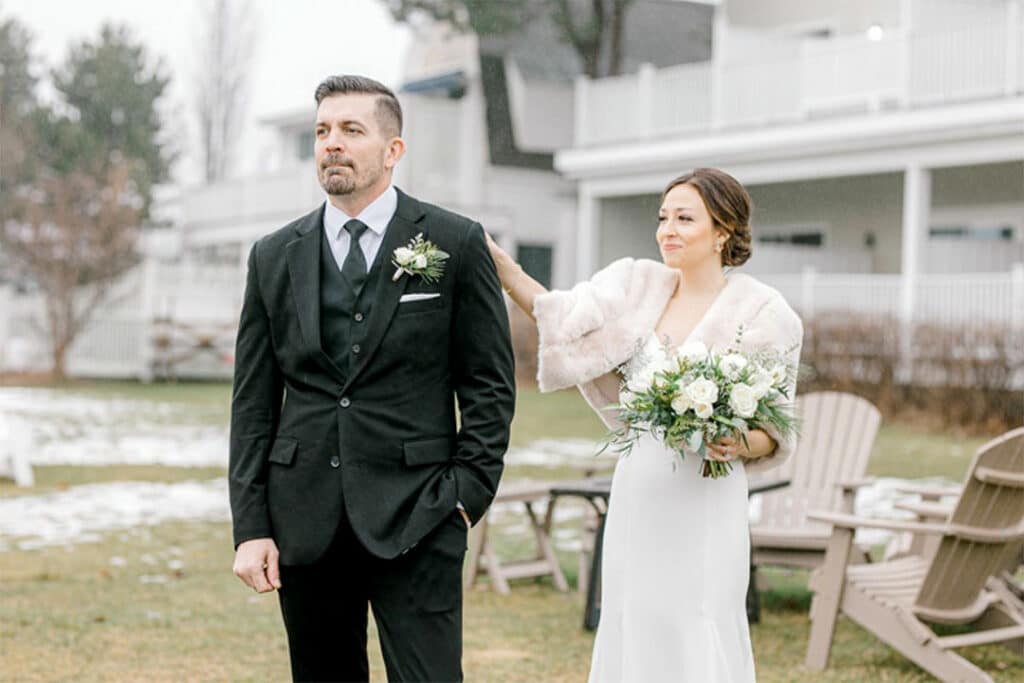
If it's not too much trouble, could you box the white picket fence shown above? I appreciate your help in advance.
[2,263,1022,380]
[0,260,244,379]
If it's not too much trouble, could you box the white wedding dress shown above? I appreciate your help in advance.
[588,336,757,683]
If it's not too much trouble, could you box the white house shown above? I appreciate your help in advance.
[557,0,1024,332]
[3,0,1020,380]
[0,2,717,379]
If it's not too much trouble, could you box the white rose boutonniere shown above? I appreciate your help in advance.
[392,233,450,283]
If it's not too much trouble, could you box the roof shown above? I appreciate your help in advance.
[481,0,715,81]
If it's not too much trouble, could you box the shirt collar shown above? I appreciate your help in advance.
[323,185,398,240]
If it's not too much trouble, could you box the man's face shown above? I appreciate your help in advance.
[314,93,398,197]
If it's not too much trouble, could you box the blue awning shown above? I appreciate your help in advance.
[399,70,467,98]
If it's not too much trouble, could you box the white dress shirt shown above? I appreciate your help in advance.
[322,185,398,273]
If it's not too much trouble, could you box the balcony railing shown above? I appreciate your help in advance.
[575,14,1024,147]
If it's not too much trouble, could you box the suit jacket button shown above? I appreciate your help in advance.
[354,313,364,322]
[329,456,340,468]
[352,344,361,354]
[339,397,351,408]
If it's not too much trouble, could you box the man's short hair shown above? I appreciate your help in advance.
[314,75,403,137]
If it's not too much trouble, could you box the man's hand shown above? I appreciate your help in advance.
[233,538,281,593]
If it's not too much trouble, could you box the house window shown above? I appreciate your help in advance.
[296,131,314,160]
[517,243,553,289]
[757,231,825,247]
[929,225,1014,241]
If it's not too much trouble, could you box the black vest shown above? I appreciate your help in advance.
[319,227,383,378]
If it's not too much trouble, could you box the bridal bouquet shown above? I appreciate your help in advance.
[603,330,798,478]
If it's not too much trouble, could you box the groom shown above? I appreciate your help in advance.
[228,75,516,682]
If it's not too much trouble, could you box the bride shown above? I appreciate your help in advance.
[487,168,803,682]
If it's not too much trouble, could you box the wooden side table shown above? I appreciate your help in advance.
[464,481,570,594]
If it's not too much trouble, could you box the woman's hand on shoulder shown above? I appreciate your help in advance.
[485,232,512,269]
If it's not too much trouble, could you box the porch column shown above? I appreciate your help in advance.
[900,164,931,320]
[900,163,931,371]
[576,185,601,280]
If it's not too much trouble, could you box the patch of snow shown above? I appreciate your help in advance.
[0,478,228,551]
[0,388,228,467]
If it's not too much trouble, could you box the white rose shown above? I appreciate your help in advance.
[394,247,415,265]
[748,369,772,399]
[685,377,719,405]
[720,353,748,380]
[693,402,714,419]
[627,368,655,393]
[670,393,691,415]
[729,383,759,418]
[413,254,428,269]
[677,341,708,364]
[769,363,788,386]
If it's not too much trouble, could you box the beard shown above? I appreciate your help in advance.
[317,152,385,196]
[320,167,356,195]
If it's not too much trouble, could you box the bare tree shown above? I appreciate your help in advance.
[387,0,637,78]
[4,160,142,378]
[195,0,255,183]
[1,21,169,380]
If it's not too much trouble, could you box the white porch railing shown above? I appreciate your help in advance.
[0,259,245,380]
[575,8,1024,146]
[742,244,874,276]
[760,266,1024,330]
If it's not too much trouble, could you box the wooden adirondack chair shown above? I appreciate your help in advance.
[805,427,1024,682]
[750,391,882,569]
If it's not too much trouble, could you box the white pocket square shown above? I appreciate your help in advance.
[399,293,441,303]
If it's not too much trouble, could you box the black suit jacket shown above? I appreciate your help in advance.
[228,189,516,564]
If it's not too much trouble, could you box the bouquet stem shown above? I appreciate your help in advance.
[701,458,733,479]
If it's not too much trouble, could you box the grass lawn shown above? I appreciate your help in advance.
[0,465,227,499]
[1,380,1015,680]
[4,520,1024,682]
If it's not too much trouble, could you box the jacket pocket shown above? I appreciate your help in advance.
[395,295,445,316]
[267,438,298,466]
[403,436,456,466]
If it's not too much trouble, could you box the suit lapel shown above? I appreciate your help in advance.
[342,189,426,393]
[285,204,347,385]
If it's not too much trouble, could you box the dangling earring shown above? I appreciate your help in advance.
[715,241,724,253]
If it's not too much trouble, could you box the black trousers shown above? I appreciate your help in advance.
[277,510,467,682]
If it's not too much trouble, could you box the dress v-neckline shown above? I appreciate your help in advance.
[653,274,735,349]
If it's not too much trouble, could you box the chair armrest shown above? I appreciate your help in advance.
[893,500,953,520]
[808,510,949,535]
[835,477,876,492]
[892,482,961,501]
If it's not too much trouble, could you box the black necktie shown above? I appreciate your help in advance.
[341,219,369,294]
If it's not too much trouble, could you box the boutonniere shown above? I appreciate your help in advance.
[391,233,450,283]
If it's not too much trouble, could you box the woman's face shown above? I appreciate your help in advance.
[656,183,723,271]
